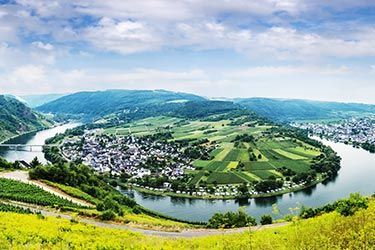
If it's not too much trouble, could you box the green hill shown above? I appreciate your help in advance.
[235,98,375,122]
[37,90,375,123]
[37,89,210,120]
[0,95,50,142]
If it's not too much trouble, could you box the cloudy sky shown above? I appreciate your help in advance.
[0,0,374,103]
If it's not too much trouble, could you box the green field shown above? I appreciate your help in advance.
[104,115,322,187]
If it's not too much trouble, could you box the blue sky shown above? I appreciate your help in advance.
[0,0,374,103]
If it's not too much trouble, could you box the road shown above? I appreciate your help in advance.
[1,200,289,238]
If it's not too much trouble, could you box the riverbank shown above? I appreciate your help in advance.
[0,122,70,145]
[0,129,40,145]
[120,177,324,201]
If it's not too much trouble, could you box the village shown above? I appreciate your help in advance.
[61,130,305,198]
[61,130,195,180]
[295,117,375,146]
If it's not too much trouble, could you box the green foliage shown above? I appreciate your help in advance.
[254,179,283,192]
[173,101,239,119]
[29,163,137,210]
[335,193,369,216]
[42,180,99,205]
[260,215,273,225]
[361,142,375,153]
[300,193,369,219]
[30,157,41,168]
[0,157,21,170]
[43,146,67,165]
[0,202,33,214]
[207,209,257,229]
[99,210,116,221]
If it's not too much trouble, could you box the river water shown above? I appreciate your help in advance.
[0,123,79,164]
[1,125,374,222]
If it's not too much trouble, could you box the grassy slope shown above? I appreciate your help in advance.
[0,200,373,249]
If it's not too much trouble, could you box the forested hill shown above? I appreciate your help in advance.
[36,89,234,120]
[0,95,50,142]
[36,89,375,123]
[235,98,375,122]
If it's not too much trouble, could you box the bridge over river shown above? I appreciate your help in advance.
[0,144,58,152]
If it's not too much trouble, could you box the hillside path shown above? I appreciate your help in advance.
[1,200,289,238]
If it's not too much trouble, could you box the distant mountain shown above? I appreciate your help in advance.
[235,98,375,122]
[0,95,51,142]
[36,90,375,122]
[20,94,67,108]
[37,90,209,120]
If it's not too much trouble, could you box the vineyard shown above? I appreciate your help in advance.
[0,202,32,214]
[0,178,79,208]
[0,199,373,249]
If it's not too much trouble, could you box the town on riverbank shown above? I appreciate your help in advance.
[294,117,375,153]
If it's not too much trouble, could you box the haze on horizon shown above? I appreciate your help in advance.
[0,1,374,104]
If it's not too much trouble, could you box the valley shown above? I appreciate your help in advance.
[2,1,375,248]
[0,90,374,248]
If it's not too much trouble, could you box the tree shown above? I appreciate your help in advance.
[30,157,41,168]
[335,193,368,216]
[238,183,249,196]
[207,209,257,229]
[100,210,116,221]
[260,215,273,225]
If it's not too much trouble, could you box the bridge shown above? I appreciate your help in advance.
[0,144,58,152]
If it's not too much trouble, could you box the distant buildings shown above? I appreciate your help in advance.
[62,131,194,179]
[294,117,375,146]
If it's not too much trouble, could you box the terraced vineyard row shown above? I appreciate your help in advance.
[0,178,80,208]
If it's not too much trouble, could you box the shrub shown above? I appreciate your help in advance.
[207,209,256,229]
[100,210,116,221]
[260,215,273,225]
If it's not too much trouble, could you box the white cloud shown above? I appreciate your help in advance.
[83,18,163,54]
[32,41,54,51]
[1,0,375,59]
[0,65,49,93]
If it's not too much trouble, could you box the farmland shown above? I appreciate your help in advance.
[101,115,329,198]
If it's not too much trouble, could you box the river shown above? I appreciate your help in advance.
[1,126,374,222]
[0,123,80,164]
[120,139,375,222]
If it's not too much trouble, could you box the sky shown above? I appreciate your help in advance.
[0,0,374,103]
